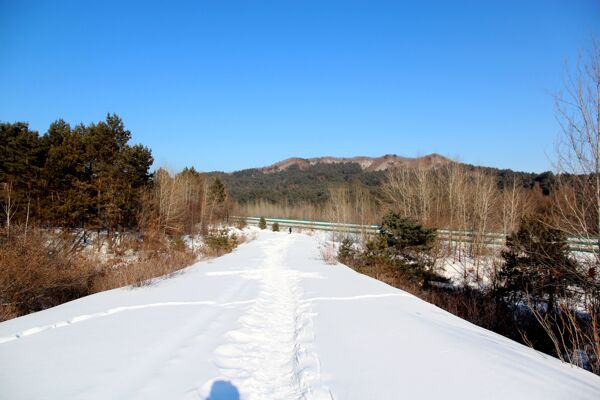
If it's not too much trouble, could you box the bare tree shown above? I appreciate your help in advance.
[468,170,497,279]
[1,182,17,238]
[442,162,470,261]
[327,186,352,240]
[383,167,416,219]
[383,164,437,224]
[547,41,600,372]
[352,184,375,240]
[500,176,525,234]
[554,42,600,256]
[142,168,207,236]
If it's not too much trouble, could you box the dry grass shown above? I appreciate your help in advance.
[0,217,250,321]
[0,228,198,321]
[95,228,248,291]
[319,243,337,265]
[91,234,196,292]
[349,258,514,336]
[91,250,196,292]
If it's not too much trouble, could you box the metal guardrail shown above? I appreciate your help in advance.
[237,216,379,234]
[233,216,599,254]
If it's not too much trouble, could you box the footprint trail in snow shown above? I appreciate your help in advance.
[210,236,331,400]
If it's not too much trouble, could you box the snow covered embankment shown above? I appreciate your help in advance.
[0,229,599,399]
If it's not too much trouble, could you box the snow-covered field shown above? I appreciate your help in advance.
[1,229,599,399]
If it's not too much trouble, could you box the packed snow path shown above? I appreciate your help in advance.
[211,237,328,399]
[1,229,600,399]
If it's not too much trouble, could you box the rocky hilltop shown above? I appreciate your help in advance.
[260,153,452,173]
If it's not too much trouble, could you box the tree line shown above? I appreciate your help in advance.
[215,158,556,207]
[0,114,229,237]
[0,114,234,321]
[1,114,153,232]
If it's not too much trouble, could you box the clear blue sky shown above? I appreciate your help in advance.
[1,1,599,173]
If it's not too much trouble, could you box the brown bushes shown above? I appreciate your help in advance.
[339,227,600,374]
[90,235,197,292]
[343,254,523,350]
[0,227,206,321]
[0,223,247,321]
[319,242,337,265]
[0,229,95,320]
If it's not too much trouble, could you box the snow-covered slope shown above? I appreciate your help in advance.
[1,230,599,399]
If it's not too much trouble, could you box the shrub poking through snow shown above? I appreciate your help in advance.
[258,217,267,230]
[202,229,238,257]
[336,212,440,285]
[379,212,438,284]
[320,243,337,265]
[236,218,248,230]
[0,229,95,321]
[272,222,280,232]
[337,237,356,264]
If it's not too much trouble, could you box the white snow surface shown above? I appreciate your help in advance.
[1,230,599,399]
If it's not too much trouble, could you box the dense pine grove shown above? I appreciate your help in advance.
[0,114,153,231]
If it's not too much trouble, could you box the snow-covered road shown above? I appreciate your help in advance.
[1,229,599,399]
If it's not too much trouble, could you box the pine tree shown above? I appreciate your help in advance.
[0,115,152,231]
[378,212,437,283]
[258,216,267,230]
[337,237,356,264]
[0,122,46,230]
[498,215,578,313]
[44,123,92,226]
[207,177,227,224]
[82,114,152,231]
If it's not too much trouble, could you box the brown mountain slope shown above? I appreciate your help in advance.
[260,153,452,173]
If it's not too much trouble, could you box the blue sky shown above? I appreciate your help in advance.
[1,1,599,173]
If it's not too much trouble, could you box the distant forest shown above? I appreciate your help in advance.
[213,162,556,205]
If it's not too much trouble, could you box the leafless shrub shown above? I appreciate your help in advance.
[235,199,326,222]
[91,234,196,291]
[235,184,381,229]
[0,228,96,321]
[522,294,600,374]
[319,243,337,265]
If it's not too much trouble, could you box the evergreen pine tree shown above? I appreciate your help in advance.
[378,212,437,283]
[337,237,356,264]
[208,177,227,223]
[0,122,46,228]
[258,216,267,230]
[498,215,578,312]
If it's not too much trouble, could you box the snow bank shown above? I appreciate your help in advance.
[0,230,598,399]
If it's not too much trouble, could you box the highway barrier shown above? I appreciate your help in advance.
[232,216,599,254]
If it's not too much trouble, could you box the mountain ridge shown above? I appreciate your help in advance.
[212,153,555,205]
[259,153,453,173]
